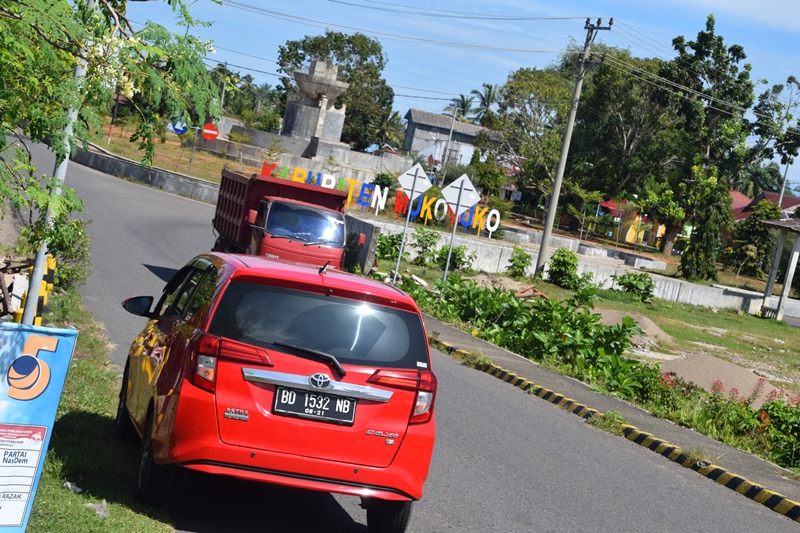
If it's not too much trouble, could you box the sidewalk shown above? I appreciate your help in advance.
[422,313,800,516]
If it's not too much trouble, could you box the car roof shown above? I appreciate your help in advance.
[204,252,421,313]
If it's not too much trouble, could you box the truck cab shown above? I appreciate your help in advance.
[248,198,347,268]
[212,168,364,270]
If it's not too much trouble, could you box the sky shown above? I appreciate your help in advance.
[126,0,800,186]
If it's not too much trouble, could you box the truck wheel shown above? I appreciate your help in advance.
[366,499,413,533]
[134,412,174,506]
[114,364,138,443]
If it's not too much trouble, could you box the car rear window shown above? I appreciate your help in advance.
[208,282,430,370]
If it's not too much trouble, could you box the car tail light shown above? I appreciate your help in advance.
[367,369,437,424]
[410,371,437,424]
[367,369,419,391]
[190,333,220,392]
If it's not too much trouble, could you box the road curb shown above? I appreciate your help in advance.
[429,337,800,523]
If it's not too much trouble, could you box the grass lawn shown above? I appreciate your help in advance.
[26,291,172,532]
[93,118,262,184]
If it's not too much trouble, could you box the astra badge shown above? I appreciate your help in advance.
[309,373,332,389]
[224,408,249,421]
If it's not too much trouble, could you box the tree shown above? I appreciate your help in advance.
[680,169,733,281]
[374,109,404,149]
[471,83,499,126]
[639,188,686,253]
[725,199,782,278]
[656,16,754,263]
[629,218,654,252]
[0,0,220,247]
[447,94,477,123]
[277,31,394,150]
[747,76,800,173]
[569,46,680,199]
[731,160,783,198]
[494,67,572,199]
[565,184,603,241]
[468,144,506,197]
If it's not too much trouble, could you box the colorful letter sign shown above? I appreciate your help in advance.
[259,161,503,238]
[0,323,77,532]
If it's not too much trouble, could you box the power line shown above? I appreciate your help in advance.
[326,0,589,21]
[223,1,569,54]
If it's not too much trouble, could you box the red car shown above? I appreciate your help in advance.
[115,253,437,532]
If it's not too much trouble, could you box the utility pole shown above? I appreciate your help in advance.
[22,0,97,324]
[534,18,612,275]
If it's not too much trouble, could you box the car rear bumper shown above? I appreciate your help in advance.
[164,381,434,501]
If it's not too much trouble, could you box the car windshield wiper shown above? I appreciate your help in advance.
[267,233,309,242]
[304,240,336,246]
[272,342,346,378]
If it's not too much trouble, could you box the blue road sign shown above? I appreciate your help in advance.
[172,119,188,135]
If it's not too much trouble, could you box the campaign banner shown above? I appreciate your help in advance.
[0,323,78,531]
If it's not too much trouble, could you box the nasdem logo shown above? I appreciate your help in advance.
[7,335,58,401]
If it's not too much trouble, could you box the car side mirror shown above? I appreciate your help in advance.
[356,233,366,247]
[123,296,155,318]
[247,209,258,225]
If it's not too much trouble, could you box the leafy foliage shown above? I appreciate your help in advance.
[0,0,220,246]
[611,272,656,302]
[435,244,475,272]
[546,247,592,290]
[372,172,395,194]
[725,199,781,278]
[680,170,733,281]
[374,232,406,264]
[506,246,532,278]
[495,67,571,197]
[411,227,439,266]
[762,397,800,468]
[18,217,91,289]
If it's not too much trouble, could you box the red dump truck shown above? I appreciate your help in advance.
[212,168,363,269]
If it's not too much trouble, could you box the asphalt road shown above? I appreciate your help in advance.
[24,142,800,532]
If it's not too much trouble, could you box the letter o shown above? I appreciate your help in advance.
[486,210,501,233]
[433,199,449,221]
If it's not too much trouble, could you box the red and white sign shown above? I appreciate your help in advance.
[202,123,219,141]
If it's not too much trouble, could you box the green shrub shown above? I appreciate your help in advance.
[761,395,800,469]
[18,217,92,289]
[547,247,592,290]
[411,227,439,266]
[506,246,532,278]
[435,244,475,272]
[374,232,406,264]
[372,172,394,190]
[611,271,656,301]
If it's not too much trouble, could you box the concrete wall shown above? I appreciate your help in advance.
[198,129,413,185]
[70,147,219,204]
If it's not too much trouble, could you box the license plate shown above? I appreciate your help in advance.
[273,387,356,425]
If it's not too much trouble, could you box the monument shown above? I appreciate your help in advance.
[281,60,349,143]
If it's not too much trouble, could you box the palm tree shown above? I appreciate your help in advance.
[446,94,477,123]
[732,161,783,198]
[470,83,498,125]
[374,109,405,149]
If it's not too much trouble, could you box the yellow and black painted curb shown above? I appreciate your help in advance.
[429,337,800,523]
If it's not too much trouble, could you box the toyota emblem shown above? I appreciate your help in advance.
[309,373,332,389]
